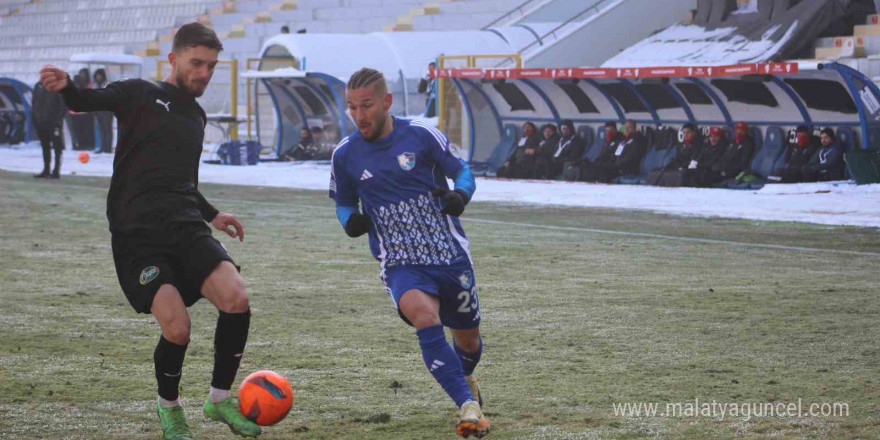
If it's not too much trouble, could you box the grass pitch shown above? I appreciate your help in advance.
[0,169,878,440]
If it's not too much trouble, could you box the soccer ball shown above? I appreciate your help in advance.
[238,370,294,426]
[78,152,89,164]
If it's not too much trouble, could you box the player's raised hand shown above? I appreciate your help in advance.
[432,188,468,217]
[212,212,245,242]
[40,65,69,92]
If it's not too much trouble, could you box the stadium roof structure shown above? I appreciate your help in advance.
[258,29,542,82]
[69,53,143,65]
[241,67,307,79]
[429,61,880,175]
[0,77,34,145]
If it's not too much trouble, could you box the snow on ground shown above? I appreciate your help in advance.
[1,145,879,228]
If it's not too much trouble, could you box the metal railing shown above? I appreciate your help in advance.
[481,0,544,29]
[515,0,615,57]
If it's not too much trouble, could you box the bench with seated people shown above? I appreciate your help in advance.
[492,120,853,187]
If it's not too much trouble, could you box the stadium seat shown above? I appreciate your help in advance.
[836,127,858,180]
[867,126,880,149]
[752,126,787,177]
[723,126,786,190]
[581,126,606,162]
[614,126,676,185]
[750,126,763,152]
[837,127,857,153]
[486,123,518,176]
[576,125,594,152]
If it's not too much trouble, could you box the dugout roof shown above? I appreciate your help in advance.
[431,62,880,174]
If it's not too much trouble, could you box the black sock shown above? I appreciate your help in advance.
[154,336,188,401]
[41,145,50,173]
[211,309,251,390]
[52,149,61,174]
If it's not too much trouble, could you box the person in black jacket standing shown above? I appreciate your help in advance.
[31,81,67,178]
[39,23,260,440]
[92,68,114,154]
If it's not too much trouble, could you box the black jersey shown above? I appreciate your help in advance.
[60,77,218,233]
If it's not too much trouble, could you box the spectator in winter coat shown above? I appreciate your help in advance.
[93,68,114,154]
[68,68,95,151]
[497,121,540,179]
[648,123,700,187]
[579,121,630,182]
[691,126,728,186]
[802,128,845,182]
[551,119,585,179]
[776,125,819,183]
[533,123,560,179]
[282,127,317,161]
[708,122,754,183]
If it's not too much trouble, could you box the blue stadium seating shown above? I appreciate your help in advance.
[614,126,676,185]
[577,125,594,151]
[723,126,786,189]
[581,126,605,162]
[836,127,856,153]
[486,123,519,176]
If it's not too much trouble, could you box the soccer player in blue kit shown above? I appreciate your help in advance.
[330,68,490,438]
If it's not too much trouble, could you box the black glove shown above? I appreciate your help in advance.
[432,188,469,217]
[344,213,371,238]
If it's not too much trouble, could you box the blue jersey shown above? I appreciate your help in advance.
[330,117,472,269]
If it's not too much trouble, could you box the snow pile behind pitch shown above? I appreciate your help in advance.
[0,146,878,227]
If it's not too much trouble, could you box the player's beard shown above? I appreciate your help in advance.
[175,71,207,97]
[360,113,387,142]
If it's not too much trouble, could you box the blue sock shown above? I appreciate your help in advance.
[454,338,482,376]
[417,324,474,408]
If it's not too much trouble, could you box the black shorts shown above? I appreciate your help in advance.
[111,224,237,314]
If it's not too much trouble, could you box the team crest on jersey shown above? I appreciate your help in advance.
[397,152,416,171]
[459,270,474,289]
[139,266,160,286]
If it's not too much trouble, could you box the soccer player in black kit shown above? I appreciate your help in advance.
[39,23,260,440]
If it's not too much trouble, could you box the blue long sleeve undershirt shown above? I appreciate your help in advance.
[335,160,476,227]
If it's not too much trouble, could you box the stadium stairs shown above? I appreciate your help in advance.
[813,13,880,86]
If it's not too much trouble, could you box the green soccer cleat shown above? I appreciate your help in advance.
[203,397,262,438]
[156,402,194,440]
